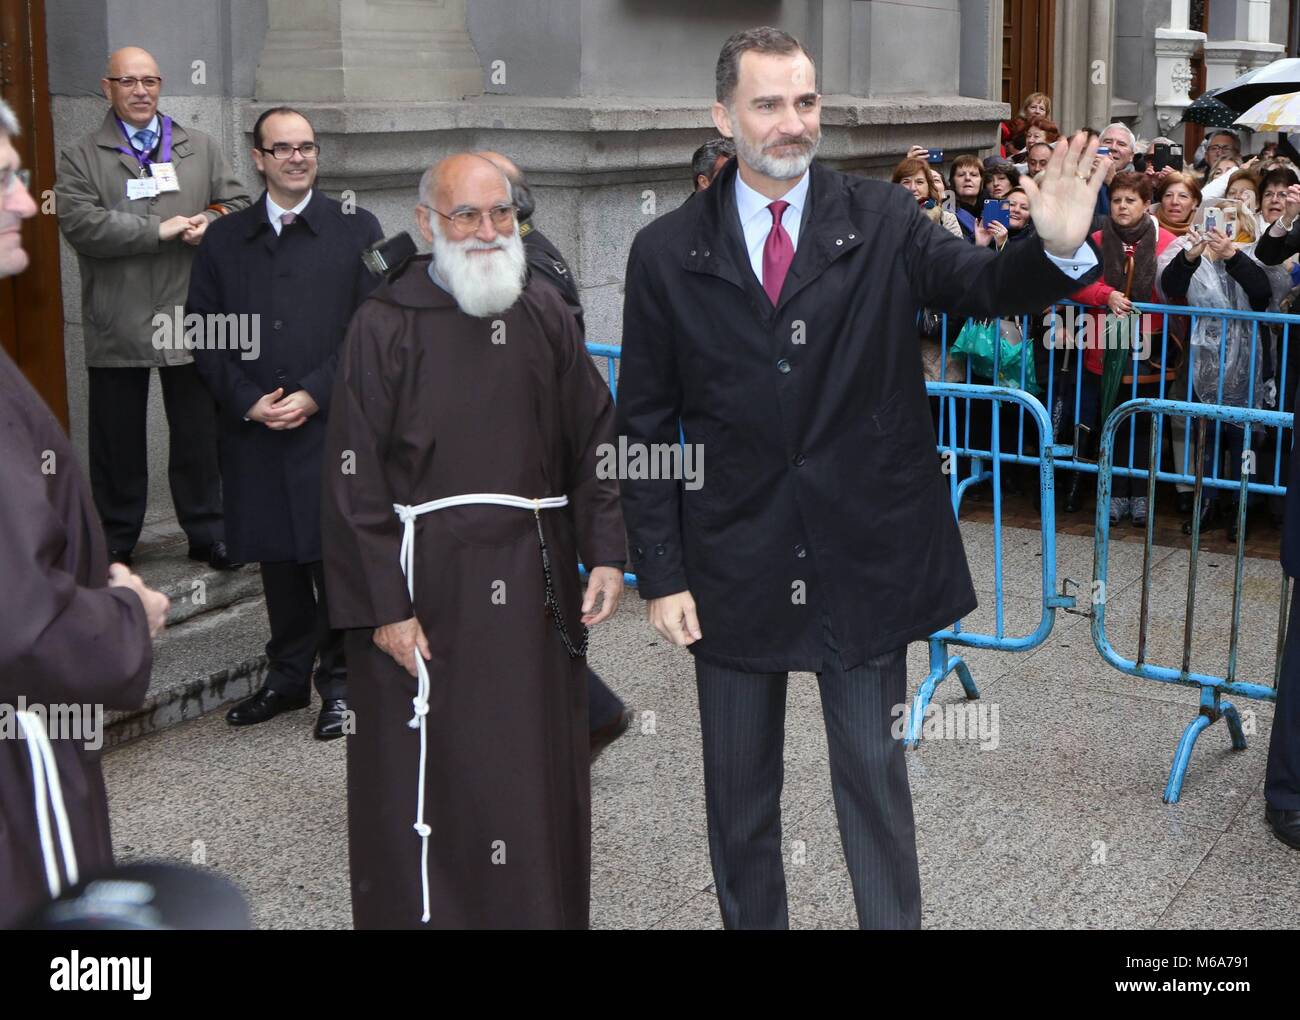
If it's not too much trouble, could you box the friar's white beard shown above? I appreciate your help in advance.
[431,224,527,318]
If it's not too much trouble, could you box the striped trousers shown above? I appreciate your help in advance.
[694,625,921,929]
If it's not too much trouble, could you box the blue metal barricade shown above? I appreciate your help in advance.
[904,382,1073,747]
[1092,397,1292,802]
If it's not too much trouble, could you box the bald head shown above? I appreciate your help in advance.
[106,47,159,78]
[416,153,516,245]
[102,47,162,128]
[475,150,521,182]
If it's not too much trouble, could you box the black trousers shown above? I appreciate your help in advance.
[1267,590,1300,811]
[260,560,346,701]
[694,623,921,930]
[88,363,223,551]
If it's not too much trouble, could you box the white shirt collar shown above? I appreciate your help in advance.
[734,167,810,232]
[122,114,160,146]
[266,190,313,231]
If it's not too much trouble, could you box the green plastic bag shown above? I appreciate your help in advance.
[949,318,1041,394]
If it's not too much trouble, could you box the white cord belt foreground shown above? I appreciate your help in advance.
[392,492,569,924]
[16,710,79,899]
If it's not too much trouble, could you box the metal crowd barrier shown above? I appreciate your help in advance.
[1092,398,1291,802]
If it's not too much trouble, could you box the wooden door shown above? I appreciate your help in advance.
[0,0,66,427]
[1186,0,1211,155]
[1003,0,1056,118]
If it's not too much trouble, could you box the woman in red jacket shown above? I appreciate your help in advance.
[1068,171,1183,525]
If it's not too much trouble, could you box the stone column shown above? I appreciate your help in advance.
[1154,0,1205,137]
[1085,0,1115,132]
[255,0,483,102]
[1203,0,1283,93]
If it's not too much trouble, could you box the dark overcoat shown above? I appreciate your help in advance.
[616,158,1100,672]
[187,191,383,564]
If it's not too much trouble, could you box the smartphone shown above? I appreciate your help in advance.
[982,198,1011,229]
[1153,142,1184,172]
[1074,423,1095,463]
[926,149,945,164]
[1097,146,1111,156]
[1200,207,1222,235]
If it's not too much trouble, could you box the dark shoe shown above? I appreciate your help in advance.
[314,698,350,741]
[226,685,309,726]
[1181,497,1215,536]
[108,548,134,567]
[590,708,634,762]
[1266,805,1300,850]
[189,540,244,571]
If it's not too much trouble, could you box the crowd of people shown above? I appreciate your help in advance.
[899,100,1300,543]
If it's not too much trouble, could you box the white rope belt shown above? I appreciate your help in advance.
[15,710,79,899]
[392,492,569,924]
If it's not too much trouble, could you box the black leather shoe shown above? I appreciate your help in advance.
[1181,497,1215,536]
[226,686,309,726]
[1266,805,1300,850]
[189,540,244,571]
[314,698,350,741]
[590,708,633,762]
[108,549,134,567]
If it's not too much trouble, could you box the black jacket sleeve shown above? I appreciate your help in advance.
[900,190,1101,317]
[614,232,687,600]
[1225,251,1272,311]
[1160,247,1200,304]
[1255,219,1300,266]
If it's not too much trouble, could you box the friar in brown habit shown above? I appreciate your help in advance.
[0,101,170,927]
[322,154,626,929]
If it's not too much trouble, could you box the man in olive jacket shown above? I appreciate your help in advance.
[617,27,1105,930]
[55,47,249,568]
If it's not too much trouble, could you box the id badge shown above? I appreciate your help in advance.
[150,161,180,192]
[127,177,160,200]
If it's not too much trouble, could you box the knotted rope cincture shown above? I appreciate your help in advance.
[391,492,574,924]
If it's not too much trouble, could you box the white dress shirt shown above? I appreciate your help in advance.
[733,164,1097,281]
[267,190,313,235]
[734,169,810,284]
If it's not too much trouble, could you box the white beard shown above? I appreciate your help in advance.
[431,226,527,318]
[730,114,821,181]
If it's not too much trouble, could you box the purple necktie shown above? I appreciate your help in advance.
[280,211,297,227]
[762,199,794,305]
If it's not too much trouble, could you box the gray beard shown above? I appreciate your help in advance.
[430,226,527,318]
[729,113,821,181]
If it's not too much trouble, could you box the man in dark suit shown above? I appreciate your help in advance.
[188,106,383,740]
[616,26,1105,928]
[1252,184,1300,850]
[475,149,634,761]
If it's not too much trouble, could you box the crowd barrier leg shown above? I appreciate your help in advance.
[904,636,980,751]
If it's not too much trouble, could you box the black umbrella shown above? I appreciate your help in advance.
[1180,88,1240,128]
[1216,58,1300,113]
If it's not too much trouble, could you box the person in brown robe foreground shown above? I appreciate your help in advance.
[322,154,626,929]
[0,100,169,927]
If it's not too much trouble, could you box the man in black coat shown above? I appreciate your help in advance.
[188,107,383,739]
[476,150,634,761]
[617,26,1105,929]
[1252,183,1300,851]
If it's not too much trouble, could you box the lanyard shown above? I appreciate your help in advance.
[115,115,172,175]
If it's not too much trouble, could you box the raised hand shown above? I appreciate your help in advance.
[1018,131,1106,258]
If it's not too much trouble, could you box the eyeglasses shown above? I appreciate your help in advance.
[259,142,321,160]
[422,203,517,232]
[105,76,162,90]
[1206,143,1237,154]
[0,167,31,191]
